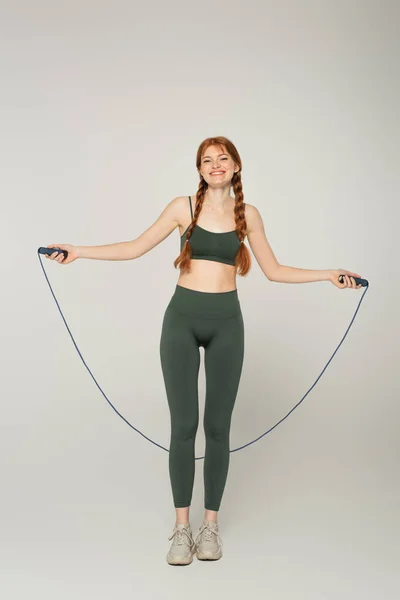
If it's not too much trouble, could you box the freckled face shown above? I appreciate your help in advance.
[198,146,238,186]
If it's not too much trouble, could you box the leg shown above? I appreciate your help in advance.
[160,305,201,518]
[203,313,245,517]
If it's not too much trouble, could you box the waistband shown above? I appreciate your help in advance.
[168,284,242,319]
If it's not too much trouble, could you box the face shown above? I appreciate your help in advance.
[198,145,238,187]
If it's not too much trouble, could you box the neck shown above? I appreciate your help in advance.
[203,188,233,212]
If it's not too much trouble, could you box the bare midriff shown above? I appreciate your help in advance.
[177,259,237,293]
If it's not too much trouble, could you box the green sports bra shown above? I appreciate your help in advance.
[180,196,242,266]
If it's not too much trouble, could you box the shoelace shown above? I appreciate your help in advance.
[195,523,223,550]
[168,526,195,548]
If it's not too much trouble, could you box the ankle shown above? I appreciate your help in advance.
[204,510,218,524]
[203,519,218,525]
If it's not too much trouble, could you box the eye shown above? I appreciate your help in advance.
[204,157,228,162]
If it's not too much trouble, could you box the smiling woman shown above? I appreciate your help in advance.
[40,134,365,566]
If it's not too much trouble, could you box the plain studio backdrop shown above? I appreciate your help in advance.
[1,1,398,598]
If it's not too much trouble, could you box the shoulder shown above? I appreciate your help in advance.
[243,201,255,214]
[173,195,192,210]
[167,195,192,228]
[243,203,263,235]
[166,195,190,216]
[170,195,188,207]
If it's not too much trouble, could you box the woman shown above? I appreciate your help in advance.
[46,136,362,566]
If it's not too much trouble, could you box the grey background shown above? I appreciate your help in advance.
[1,0,399,598]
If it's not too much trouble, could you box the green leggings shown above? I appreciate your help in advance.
[159,284,245,512]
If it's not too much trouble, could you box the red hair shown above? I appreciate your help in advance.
[174,136,251,276]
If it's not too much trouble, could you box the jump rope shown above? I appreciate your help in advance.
[37,246,369,460]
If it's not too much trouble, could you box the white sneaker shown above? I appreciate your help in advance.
[166,523,196,566]
[194,520,223,561]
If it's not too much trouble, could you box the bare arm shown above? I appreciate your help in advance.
[246,204,330,283]
[77,197,182,260]
[245,204,281,280]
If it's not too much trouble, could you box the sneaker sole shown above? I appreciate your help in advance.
[167,548,196,565]
[166,554,194,565]
[196,548,222,561]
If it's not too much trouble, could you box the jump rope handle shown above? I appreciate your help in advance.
[338,274,368,287]
[38,246,68,259]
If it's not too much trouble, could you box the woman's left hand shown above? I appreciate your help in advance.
[329,269,363,290]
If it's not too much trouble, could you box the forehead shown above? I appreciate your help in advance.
[202,145,229,158]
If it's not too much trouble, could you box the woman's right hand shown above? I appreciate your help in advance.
[45,244,79,265]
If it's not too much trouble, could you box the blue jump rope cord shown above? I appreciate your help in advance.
[37,251,369,460]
